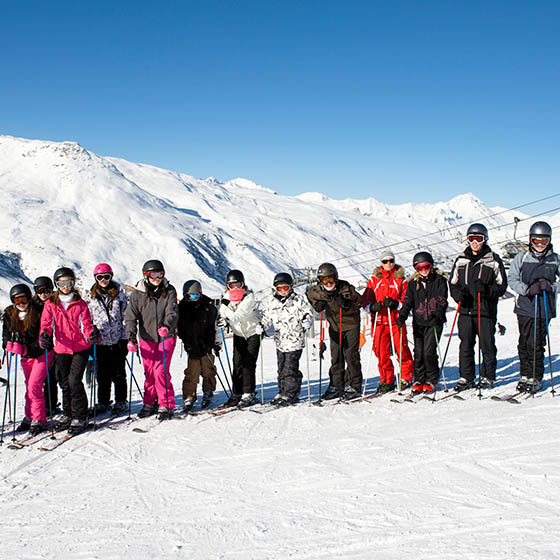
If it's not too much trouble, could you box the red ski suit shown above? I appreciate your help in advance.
[362,265,414,384]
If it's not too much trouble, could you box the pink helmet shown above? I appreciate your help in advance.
[93,263,113,277]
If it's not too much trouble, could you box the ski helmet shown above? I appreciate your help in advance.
[529,221,552,240]
[412,251,434,269]
[225,269,245,286]
[317,263,338,281]
[53,267,76,282]
[182,280,202,296]
[273,272,293,287]
[466,223,489,240]
[142,259,165,276]
[33,276,54,292]
[93,263,113,277]
[10,284,32,303]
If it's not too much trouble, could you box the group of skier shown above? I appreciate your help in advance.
[1,220,558,438]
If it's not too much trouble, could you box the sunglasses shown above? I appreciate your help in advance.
[467,235,485,243]
[531,236,549,246]
[145,271,164,279]
[187,293,200,301]
[13,295,29,304]
[227,281,244,289]
[95,273,112,282]
[415,263,432,272]
[56,279,75,289]
[320,276,336,285]
[276,284,291,292]
[381,259,394,264]
[36,288,52,296]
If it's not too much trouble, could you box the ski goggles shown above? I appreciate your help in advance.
[531,236,550,247]
[415,263,432,272]
[320,276,336,285]
[56,279,75,290]
[227,281,244,289]
[381,258,394,264]
[13,295,29,304]
[95,273,112,282]
[35,288,52,296]
[275,284,291,293]
[186,293,200,301]
[467,234,485,243]
[145,270,164,279]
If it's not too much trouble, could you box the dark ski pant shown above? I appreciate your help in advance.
[328,327,362,391]
[517,315,548,382]
[55,349,89,420]
[232,334,260,395]
[458,314,497,382]
[43,351,58,413]
[95,341,128,405]
[182,354,217,398]
[412,323,443,385]
[276,349,303,400]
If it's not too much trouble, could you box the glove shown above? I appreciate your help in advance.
[39,331,54,351]
[383,297,399,310]
[302,317,313,331]
[319,341,327,359]
[213,343,222,355]
[158,326,169,338]
[221,298,230,307]
[527,282,543,297]
[497,323,506,336]
[11,342,25,355]
[539,278,553,293]
[5,341,13,353]
[89,325,101,344]
[312,300,327,313]
[473,279,487,294]
[396,316,406,328]
[255,324,264,336]
[127,340,138,353]
[370,301,383,313]
[336,295,351,310]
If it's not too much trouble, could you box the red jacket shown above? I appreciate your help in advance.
[362,265,408,326]
[40,294,93,354]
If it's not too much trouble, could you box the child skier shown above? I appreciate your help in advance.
[124,259,178,420]
[259,272,314,405]
[397,252,448,394]
[39,267,94,434]
[84,263,128,415]
[177,280,220,411]
[2,284,50,435]
[218,269,261,407]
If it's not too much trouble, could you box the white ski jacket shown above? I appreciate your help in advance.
[219,290,261,339]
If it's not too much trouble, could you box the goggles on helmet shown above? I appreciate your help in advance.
[320,276,336,285]
[95,273,112,282]
[13,294,29,305]
[227,281,244,290]
[467,234,485,244]
[275,284,291,293]
[531,236,550,247]
[415,263,432,272]
[145,270,164,279]
[56,279,75,290]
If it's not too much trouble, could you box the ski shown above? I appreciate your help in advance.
[6,430,54,449]
[39,424,92,451]
[491,391,524,404]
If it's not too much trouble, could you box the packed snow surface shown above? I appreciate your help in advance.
[1,298,560,559]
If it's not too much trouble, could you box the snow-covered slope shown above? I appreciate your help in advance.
[0,135,545,303]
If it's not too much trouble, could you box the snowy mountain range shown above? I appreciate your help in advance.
[0,135,546,302]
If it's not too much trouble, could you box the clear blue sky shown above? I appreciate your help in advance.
[1,0,558,206]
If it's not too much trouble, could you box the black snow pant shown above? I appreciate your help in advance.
[232,334,260,395]
[55,349,89,420]
[95,341,128,405]
[328,327,362,391]
[458,314,497,382]
[517,315,548,382]
[276,349,303,401]
[412,323,443,386]
[43,351,59,413]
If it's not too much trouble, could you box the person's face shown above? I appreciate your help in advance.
[56,276,74,295]
[467,234,485,253]
[381,258,395,272]
[35,287,52,302]
[95,273,112,287]
[146,270,164,286]
[415,263,432,278]
[320,276,337,292]
[13,294,30,311]
[531,236,550,253]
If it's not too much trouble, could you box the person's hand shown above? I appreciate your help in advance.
[39,331,53,350]
[527,282,542,297]
[473,279,487,294]
[255,324,264,336]
[383,297,399,310]
[89,326,101,344]
[302,317,313,330]
[539,278,553,293]
[158,326,169,338]
[370,301,383,313]
[336,295,351,310]
[213,343,222,356]
[396,316,406,328]
[319,341,327,359]
[127,340,138,353]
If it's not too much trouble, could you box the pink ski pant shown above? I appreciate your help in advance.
[139,337,176,409]
[21,353,51,422]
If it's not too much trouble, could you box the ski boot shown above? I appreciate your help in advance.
[67,418,88,435]
[239,392,258,408]
[422,383,435,394]
[16,417,31,432]
[157,407,173,421]
[112,401,128,416]
[183,396,196,413]
[341,386,359,401]
[270,393,286,406]
[138,403,157,418]
[55,415,72,432]
[478,377,494,390]
[30,421,46,436]
[225,393,241,407]
[525,379,542,394]
[454,378,475,392]
[411,382,423,396]
[321,386,343,400]
[399,379,412,391]
[200,391,213,409]
[516,376,529,392]
[375,382,395,395]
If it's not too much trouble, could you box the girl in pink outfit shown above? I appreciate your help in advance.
[2,284,51,435]
[39,267,94,434]
[124,259,179,420]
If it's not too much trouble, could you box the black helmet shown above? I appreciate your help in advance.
[317,262,338,281]
[53,267,76,282]
[412,251,434,269]
[33,276,54,291]
[273,272,293,287]
[142,259,165,275]
[9,284,32,302]
[225,269,245,287]
[182,280,202,296]
[529,221,552,239]
[466,223,489,240]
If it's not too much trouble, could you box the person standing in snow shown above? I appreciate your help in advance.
[449,223,507,391]
[397,252,448,395]
[259,272,314,406]
[39,267,94,434]
[362,251,414,394]
[84,263,128,415]
[177,280,221,412]
[508,221,560,393]
[125,259,178,420]
[307,263,363,400]
[32,276,59,416]
[218,269,261,407]
[2,284,50,435]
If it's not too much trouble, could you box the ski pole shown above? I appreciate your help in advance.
[259,334,264,405]
[362,314,377,396]
[0,353,12,445]
[216,354,232,397]
[92,344,98,430]
[45,350,56,439]
[12,353,18,442]
[220,328,234,391]
[305,331,311,402]
[532,295,538,397]
[126,357,145,398]
[477,292,482,400]
[542,293,555,397]
[339,307,344,392]
[399,325,404,392]
[161,336,169,413]
[210,354,230,398]
[387,310,398,392]
[127,352,134,420]
[441,302,461,371]
[434,326,448,392]
[318,311,324,398]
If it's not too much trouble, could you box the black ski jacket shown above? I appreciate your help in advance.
[399,269,448,327]
[177,294,218,359]
[2,302,44,359]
